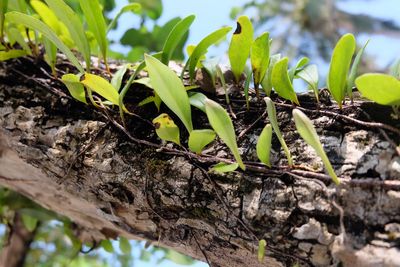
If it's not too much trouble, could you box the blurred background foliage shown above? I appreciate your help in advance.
[1,0,400,266]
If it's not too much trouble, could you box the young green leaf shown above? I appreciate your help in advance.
[61,74,87,104]
[42,36,57,75]
[327,33,356,108]
[111,64,130,91]
[188,92,207,113]
[347,39,369,100]
[251,32,270,93]
[261,53,281,96]
[355,73,400,106]
[256,124,272,167]
[216,64,230,104]
[107,3,142,33]
[229,15,254,83]
[100,239,114,253]
[0,49,27,61]
[202,57,220,88]
[119,237,131,255]
[162,14,195,64]
[21,214,38,232]
[288,57,309,82]
[188,129,216,154]
[185,26,232,82]
[81,73,120,105]
[258,239,267,263]
[205,99,245,170]
[244,69,252,110]
[264,97,293,166]
[79,0,108,67]
[145,54,193,132]
[0,0,8,40]
[152,113,180,145]
[6,27,31,53]
[6,11,84,73]
[296,64,319,102]
[45,0,92,70]
[271,57,299,105]
[292,109,340,185]
[211,162,239,173]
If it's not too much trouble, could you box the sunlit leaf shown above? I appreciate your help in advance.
[31,0,73,47]
[292,109,339,185]
[256,124,272,167]
[45,0,92,70]
[81,73,120,105]
[211,162,239,173]
[61,74,87,104]
[107,3,141,33]
[6,27,31,53]
[119,237,131,255]
[162,15,195,64]
[327,33,356,108]
[164,249,195,265]
[188,92,207,113]
[216,64,230,104]
[296,64,319,102]
[188,129,216,154]
[100,239,114,253]
[264,97,293,166]
[153,113,180,145]
[271,57,299,105]
[261,53,281,96]
[6,11,84,72]
[0,49,27,61]
[251,32,270,90]
[186,26,231,82]
[347,39,369,100]
[205,99,245,170]
[355,73,400,106]
[145,54,193,132]
[79,0,108,67]
[21,214,38,232]
[129,0,162,20]
[0,0,8,39]
[258,239,267,263]
[111,64,130,91]
[288,56,309,82]
[229,15,253,83]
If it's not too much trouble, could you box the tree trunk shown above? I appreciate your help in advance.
[0,57,400,267]
[0,213,37,267]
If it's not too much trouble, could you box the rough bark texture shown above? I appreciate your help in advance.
[0,213,37,267]
[1,58,400,267]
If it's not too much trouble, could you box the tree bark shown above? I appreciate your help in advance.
[0,213,37,267]
[0,57,400,267]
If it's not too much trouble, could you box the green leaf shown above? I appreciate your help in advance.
[164,250,195,265]
[355,73,400,106]
[42,36,57,75]
[152,113,180,145]
[271,57,299,105]
[100,239,114,253]
[21,214,38,232]
[111,64,130,91]
[61,74,87,104]
[45,0,92,70]
[256,124,272,167]
[119,237,131,255]
[107,3,141,33]
[327,33,356,108]
[31,0,73,47]
[162,15,195,64]
[186,26,232,82]
[390,59,400,79]
[0,49,27,61]
[129,0,162,20]
[81,73,120,105]
[211,162,239,173]
[6,27,31,53]
[229,15,254,83]
[261,53,281,96]
[296,64,319,102]
[188,92,207,113]
[6,11,84,73]
[188,129,216,154]
[201,57,219,88]
[216,64,230,104]
[244,69,252,110]
[0,0,8,39]
[251,32,270,89]
[347,39,369,100]
[258,239,267,263]
[145,54,193,132]
[292,109,339,185]
[205,99,245,170]
[264,97,293,166]
[79,0,108,67]
[288,56,309,82]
